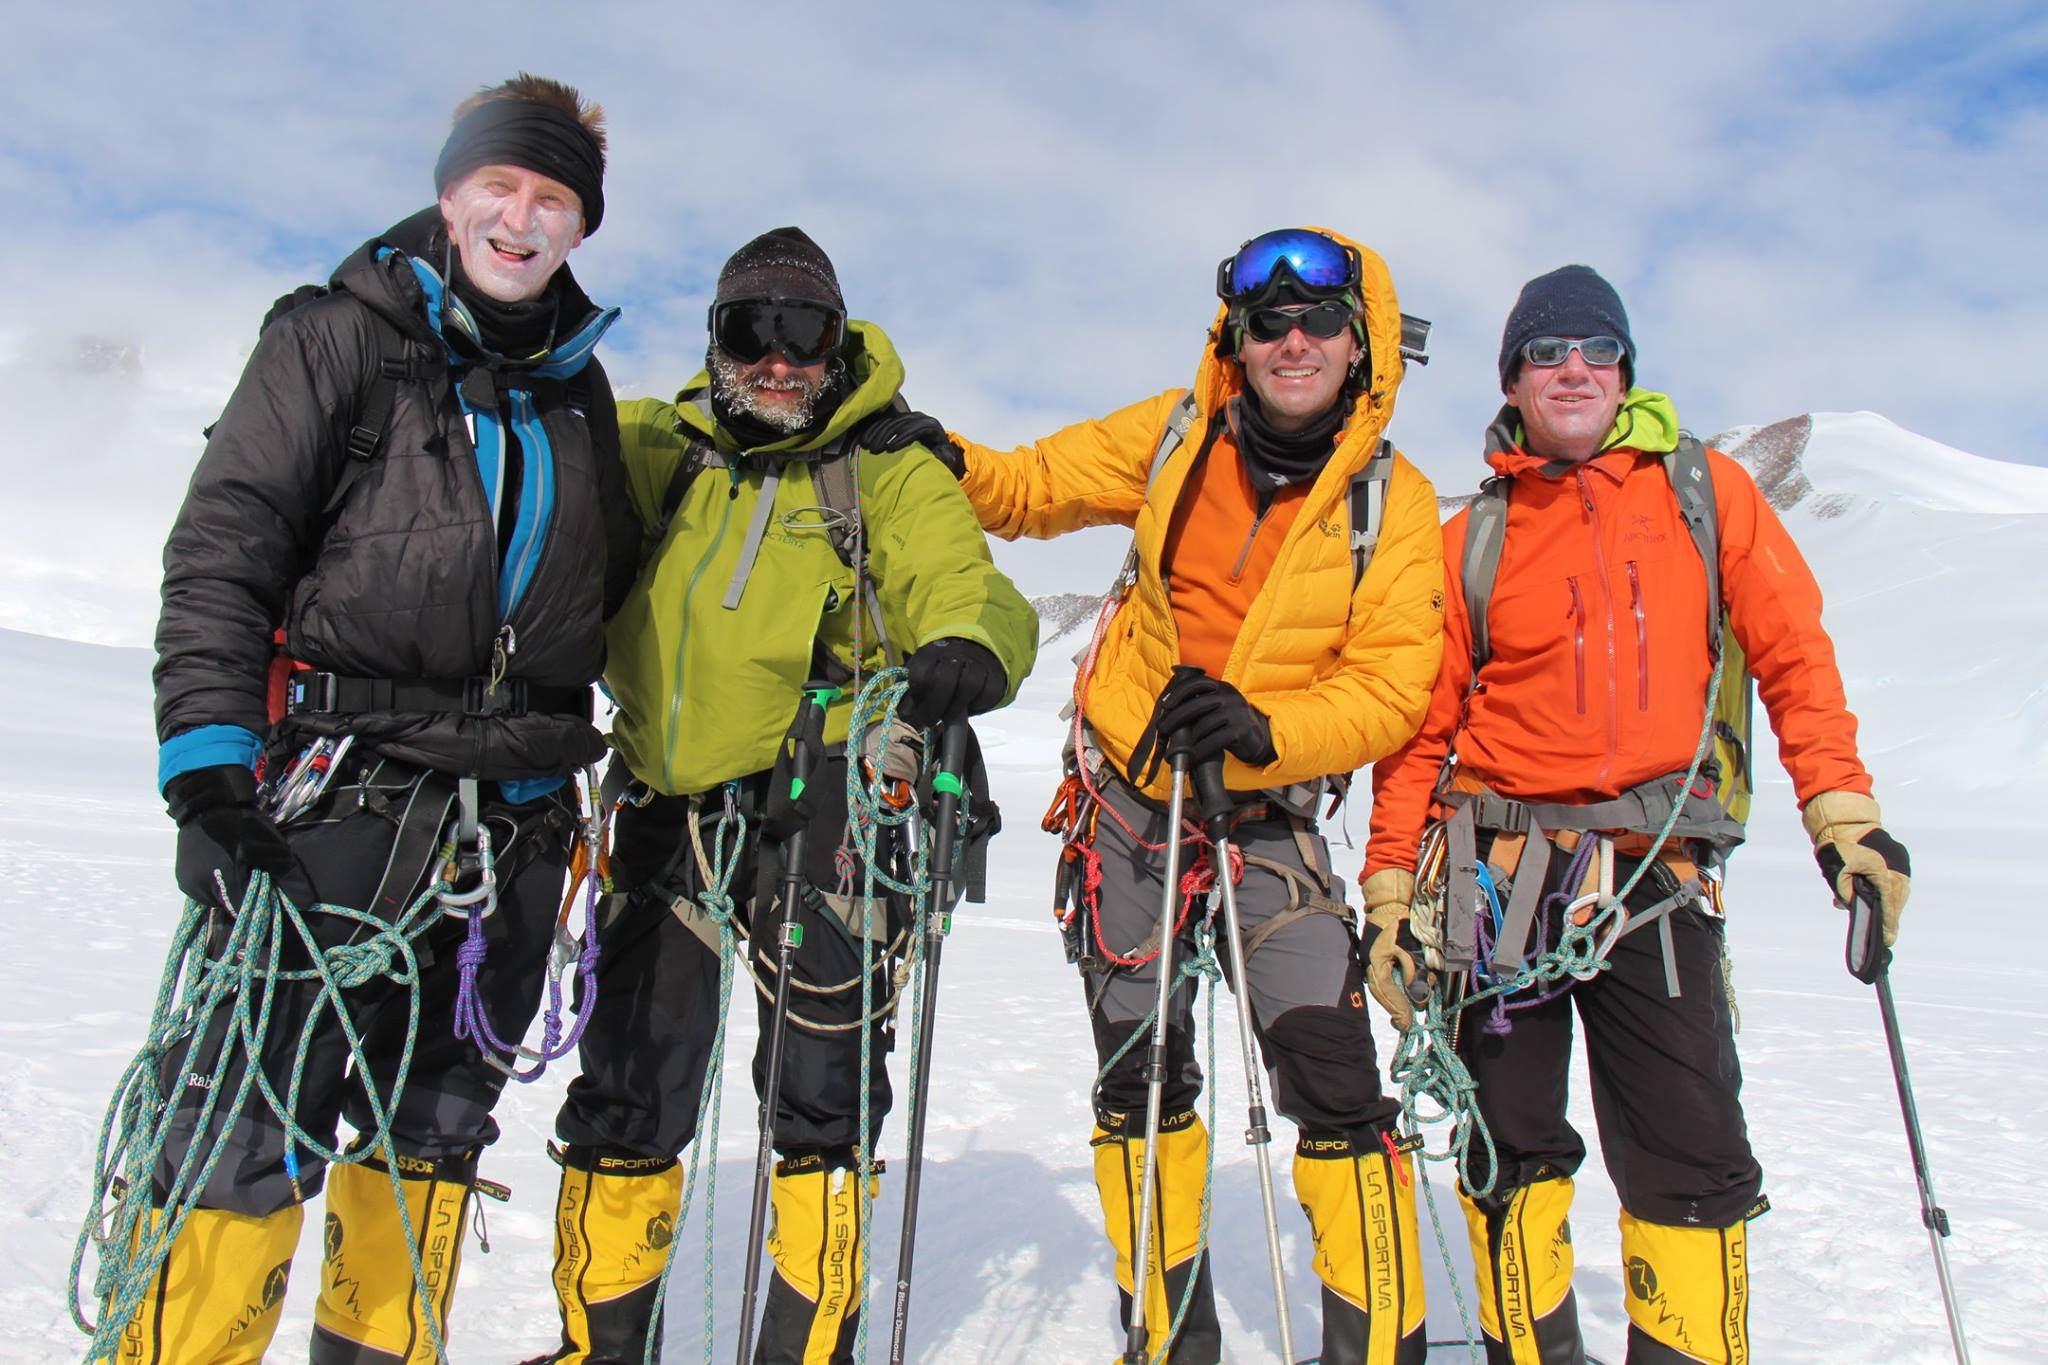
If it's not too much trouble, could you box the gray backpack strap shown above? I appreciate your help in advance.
[1109,391,1202,595]
[721,464,784,609]
[1148,392,1200,485]
[812,441,899,664]
[1348,441,1394,586]
[1461,477,1512,672]
[1665,433,1723,656]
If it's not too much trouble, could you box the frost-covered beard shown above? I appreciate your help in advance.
[709,347,832,434]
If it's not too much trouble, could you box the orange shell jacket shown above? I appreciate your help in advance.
[955,230,1445,801]
[1364,431,1873,877]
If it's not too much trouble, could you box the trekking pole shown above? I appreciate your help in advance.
[1843,878,1972,1365]
[887,723,972,1365]
[1192,760,1295,1363]
[1123,751,1191,1365]
[736,684,836,1365]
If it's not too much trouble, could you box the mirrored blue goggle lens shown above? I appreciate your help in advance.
[1225,229,1356,297]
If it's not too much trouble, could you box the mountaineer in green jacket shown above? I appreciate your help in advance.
[525,228,1038,1365]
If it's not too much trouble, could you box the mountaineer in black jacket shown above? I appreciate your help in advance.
[134,74,635,1364]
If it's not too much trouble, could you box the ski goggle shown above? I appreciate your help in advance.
[1521,335,1627,368]
[708,297,848,365]
[1238,300,1356,345]
[1216,228,1362,302]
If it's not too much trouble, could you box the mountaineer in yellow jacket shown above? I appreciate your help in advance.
[900,227,1445,1364]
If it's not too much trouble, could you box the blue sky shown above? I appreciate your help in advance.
[2,0,2042,642]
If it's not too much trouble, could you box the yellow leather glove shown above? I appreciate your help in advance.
[1802,790,1912,945]
[1361,868,1429,1030]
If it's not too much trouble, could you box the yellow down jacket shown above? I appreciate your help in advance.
[956,229,1445,800]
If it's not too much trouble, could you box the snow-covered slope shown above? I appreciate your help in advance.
[3,413,2043,1363]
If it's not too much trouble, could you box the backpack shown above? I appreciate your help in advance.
[648,392,907,669]
[1459,433,1755,832]
[1108,391,1395,601]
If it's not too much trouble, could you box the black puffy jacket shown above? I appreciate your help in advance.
[154,209,640,781]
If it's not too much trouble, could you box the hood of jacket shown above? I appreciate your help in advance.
[1192,224,1409,472]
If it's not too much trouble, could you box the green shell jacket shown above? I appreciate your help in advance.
[605,320,1039,796]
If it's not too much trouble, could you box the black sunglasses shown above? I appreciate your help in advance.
[709,297,847,365]
[1239,300,1354,345]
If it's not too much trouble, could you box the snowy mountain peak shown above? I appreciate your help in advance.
[1718,411,2048,517]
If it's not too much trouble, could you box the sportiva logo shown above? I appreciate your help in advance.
[646,1210,675,1253]
[1626,1255,1702,1355]
[225,1259,292,1342]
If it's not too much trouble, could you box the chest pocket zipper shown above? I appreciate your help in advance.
[1627,560,1648,711]
[1567,576,1587,714]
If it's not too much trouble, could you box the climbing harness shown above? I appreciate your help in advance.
[451,765,612,1080]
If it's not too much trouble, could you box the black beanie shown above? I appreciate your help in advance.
[716,227,844,311]
[434,97,606,235]
[1497,265,1633,389]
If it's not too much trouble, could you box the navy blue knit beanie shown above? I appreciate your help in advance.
[1497,265,1633,389]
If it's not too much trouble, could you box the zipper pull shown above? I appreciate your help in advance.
[488,623,518,695]
[471,1177,511,1252]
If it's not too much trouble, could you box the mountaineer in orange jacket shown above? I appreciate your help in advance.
[1363,265,1913,1364]
[891,228,1445,1364]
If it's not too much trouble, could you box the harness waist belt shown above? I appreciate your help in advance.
[1444,768,1744,851]
[286,672,593,720]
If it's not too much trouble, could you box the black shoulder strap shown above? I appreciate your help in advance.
[1664,433,1723,657]
[322,309,430,518]
[1347,440,1395,587]
[1461,476,1512,672]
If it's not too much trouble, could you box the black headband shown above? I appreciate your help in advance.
[433,99,605,235]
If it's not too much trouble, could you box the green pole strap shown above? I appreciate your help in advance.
[931,772,965,796]
[789,777,807,802]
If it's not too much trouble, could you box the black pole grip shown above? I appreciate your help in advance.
[929,724,971,904]
[1844,876,1891,985]
[1192,759,1231,840]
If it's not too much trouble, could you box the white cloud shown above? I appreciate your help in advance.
[1,0,2040,638]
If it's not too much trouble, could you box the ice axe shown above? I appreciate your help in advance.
[1843,877,1972,1364]
[887,722,972,1365]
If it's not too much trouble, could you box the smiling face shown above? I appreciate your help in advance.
[1504,341,1627,463]
[709,347,832,433]
[438,163,585,303]
[1238,306,1361,431]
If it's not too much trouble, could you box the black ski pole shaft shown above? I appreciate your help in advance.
[888,723,972,1365]
[736,685,834,1365]
[1192,760,1295,1363]
[1848,883,1972,1362]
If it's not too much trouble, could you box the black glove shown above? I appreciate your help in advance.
[166,764,298,909]
[901,638,1007,728]
[858,409,965,480]
[261,283,330,335]
[1127,667,1277,787]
